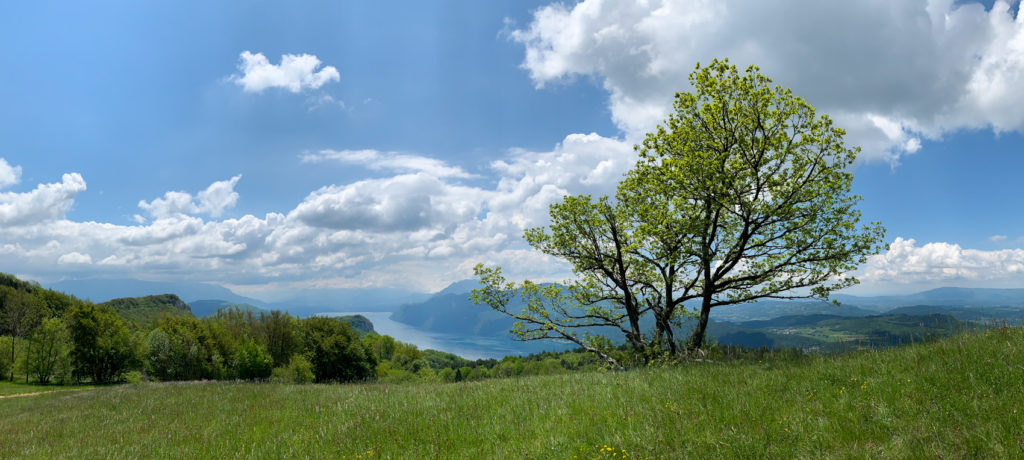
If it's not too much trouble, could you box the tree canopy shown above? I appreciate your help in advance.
[474,59,886,366]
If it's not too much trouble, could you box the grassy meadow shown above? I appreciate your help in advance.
[2,327,1023,458]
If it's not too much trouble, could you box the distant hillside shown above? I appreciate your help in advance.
[189,300,268,318]
[271,288,430,315]
[391,287,513,336]
[833,287,1024,311]
[728,313,977,351]
[338,314,375,335]
[885,304,1024,325]
[48,278,268,306]
[100,294,194,329]
[711,300,876,322]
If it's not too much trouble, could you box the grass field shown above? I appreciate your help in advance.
[2,327,1023,458]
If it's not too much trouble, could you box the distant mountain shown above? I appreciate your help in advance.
[833,287,1024,311]
[885,305,1024,325]
[269,288,430,315]
[100,294,194,329]
[390,282,512,336]
[435,279,482,296]
[47,278,433,317]
[189,300,269,318]
[48,278,268,306]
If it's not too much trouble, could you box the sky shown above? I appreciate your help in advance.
[2,0,1024,299]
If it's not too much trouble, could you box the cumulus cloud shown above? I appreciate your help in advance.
[510,0,1024,164]
[861,237,1024,285]
[0,158,21,188]
[137,176,242,220]
[1,131,640,294]
[291,173,484,232]
[231,51,340,93]
[57,252,92,265]
[0,173,86,227]
[301,149,475,179]
[197,175,242,217]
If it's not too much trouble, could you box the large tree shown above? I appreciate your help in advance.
[67,303,139,383]
[474,59,885,363]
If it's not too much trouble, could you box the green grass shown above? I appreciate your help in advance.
[3,328,1024,458]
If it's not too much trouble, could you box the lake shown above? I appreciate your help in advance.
[325,311,573,360]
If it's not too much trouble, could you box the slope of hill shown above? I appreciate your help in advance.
[2,327,1021,457]
[100,294,194,329]
[48,278,269,306]
[885,304,1024,324]
[833,287,1024,311]
[390,288,512,336]
[710,300,876,322]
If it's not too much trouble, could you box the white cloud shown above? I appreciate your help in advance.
[231,51,340,93]
[197,175,242,217]
[138,191,198,219]
[860,237,1024,286]
[0,173,86,226]
[0,158,21,189]
[301,149,475,179]
[137,176,242,220]
[990,234,1008,242]
[1,131,639,294]
[57,252,92,265]
[290,173,484,232]
[510,0,1024,164]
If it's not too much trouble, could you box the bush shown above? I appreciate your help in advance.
[270,355,315,384]
[234,338,273,381]
[302,317,376,383]
[288,355,314,384]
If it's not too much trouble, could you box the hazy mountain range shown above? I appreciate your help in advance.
[47,278,428,317]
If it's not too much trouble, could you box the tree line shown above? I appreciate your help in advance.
[0,272,621,385]
[0,274,379,384]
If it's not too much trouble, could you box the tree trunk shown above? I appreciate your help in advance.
[688,298,712,350]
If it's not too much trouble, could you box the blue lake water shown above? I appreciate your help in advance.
[325,311,573,361]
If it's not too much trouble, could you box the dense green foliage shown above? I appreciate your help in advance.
[302,317,376,383]
[67,303,139,384]
[22,318,73,384]
[100,294,193,330]
[188,299,267,318]
[0,273,382,385]
[1,327,1021,457]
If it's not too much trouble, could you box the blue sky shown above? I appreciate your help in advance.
[2,0,1024,299]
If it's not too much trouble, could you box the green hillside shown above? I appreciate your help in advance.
[100,294,194,330]
[1,326,1021,457]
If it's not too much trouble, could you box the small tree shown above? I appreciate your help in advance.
[23,317,73,384]
[474,59,885,363]
[1,287,42,380]
[234,338,273,380]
